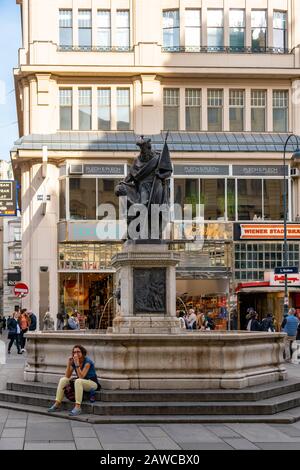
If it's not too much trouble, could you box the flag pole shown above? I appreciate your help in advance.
[147,131,169,209]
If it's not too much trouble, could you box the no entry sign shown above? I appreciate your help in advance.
[14,282,29,298]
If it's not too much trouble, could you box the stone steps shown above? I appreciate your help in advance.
[1,387,300,416]
[7,380,300,403]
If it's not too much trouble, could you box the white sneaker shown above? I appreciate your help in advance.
[21,348,26,353]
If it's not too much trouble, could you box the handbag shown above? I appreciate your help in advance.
[63,378,76,402]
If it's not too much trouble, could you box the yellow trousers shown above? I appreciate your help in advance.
[56,376,98,405]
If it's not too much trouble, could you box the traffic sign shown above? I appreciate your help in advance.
[274,267,299,275]
[14,282,29,298]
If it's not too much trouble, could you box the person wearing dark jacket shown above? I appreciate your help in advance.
[246,312,261,331]
[261,314,275,332]
[28,311,37,331]
[7,312,22,354]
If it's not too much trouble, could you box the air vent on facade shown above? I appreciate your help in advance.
[69,164,83,175]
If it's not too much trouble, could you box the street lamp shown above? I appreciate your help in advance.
[283,134,300,317]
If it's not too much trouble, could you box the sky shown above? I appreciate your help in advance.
[0,0,21,161]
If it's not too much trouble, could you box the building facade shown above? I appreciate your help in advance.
[11,0,300,329]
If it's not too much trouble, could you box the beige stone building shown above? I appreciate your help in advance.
[11,0,300,329]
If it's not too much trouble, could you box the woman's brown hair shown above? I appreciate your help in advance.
[72,345,87,357]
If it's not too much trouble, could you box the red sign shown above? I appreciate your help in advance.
[14,282,29,298]
[240,224,300,240]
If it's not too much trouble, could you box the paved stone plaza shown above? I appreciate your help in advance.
[2,337,300,450]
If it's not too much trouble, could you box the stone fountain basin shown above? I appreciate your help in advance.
[24,330,286,390]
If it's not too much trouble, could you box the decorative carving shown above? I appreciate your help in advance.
[133,268,166,313]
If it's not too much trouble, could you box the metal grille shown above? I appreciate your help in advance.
[229,90,244,107]
[98,89,111,106]
[185,89,201,107]
[251,90,266,107]
[78,10,92,28]
[59,10,72,27]
[78,89,92,106]
[207,89,223,107]
[273,90,288,108]
[59,89,72,106]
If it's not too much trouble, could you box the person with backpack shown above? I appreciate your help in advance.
[7,312,22,354]
[47,344,100,416]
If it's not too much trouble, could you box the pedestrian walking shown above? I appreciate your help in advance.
[47,344,100,416]
[246,311,261,331]
[19,308,29,352]
[282,308,299,361]
[7,311,22,354]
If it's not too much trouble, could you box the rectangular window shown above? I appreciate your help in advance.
[251,10,267,51]
[98,89,111,130]
[201,179,225,220]
[227,179,236,221]
[238,179,262,220]
[229,10,245,50]
[164,88,179,130]
[207,89,223,131]
[163,10,180,50]
[185,9,201,51]
[59,89,72,130]
[185,89,201,131]
[229,90,244,131]
[78,10,92,49]
[117,88,130,130]
[59,179,66,220]
[207,10,223,51]
[273,90,288,132]
[273,11,287,51]
[79,89,92,131]
[98,179,121,220]
[264,179,285,220]
[59,10,72,49]
[69,178,96,220]
[116,10,130,50]
[174,179,199,219]
[97,10,111,49]
[251,90,266,132]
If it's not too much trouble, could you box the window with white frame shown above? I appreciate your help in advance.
[59,89,72,130]
[78,10,92,49]
[97,10,111,49]
[79,89,92,131]
[207,10,223,51]
[98,89,111,130]
[164,89,180,131]
[251,90,266,132]
[207,89,223,131]
[163,10,180,50]
[229,10,245,50]
[185,89,201,131]
[251,10,267,51]
[116,10,130,50]
[273,90,288,132]
[117,88,130,130]
[185,9,201,51]
[273,11,287,51]
[13,227,21,242]
[59,10,73,48]
[229,90,245,132]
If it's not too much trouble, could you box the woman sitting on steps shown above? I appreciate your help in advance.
[47,344,100,416]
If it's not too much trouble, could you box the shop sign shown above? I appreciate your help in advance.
[7,272,21,286]
[83,164,125,176]
[232,165,287,176]
[274,267,299,275]
[0,181,17,216]
[10,260,21,268]
[269,273,300,286]
[234,223,300,240]
[173,165,229,176]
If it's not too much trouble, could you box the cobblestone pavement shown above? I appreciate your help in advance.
[2,334,300,450]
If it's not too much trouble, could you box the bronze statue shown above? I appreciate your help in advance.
[115,135,172,239]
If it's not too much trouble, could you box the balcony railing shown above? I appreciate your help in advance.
[162,46,292,54]
[58,45,133,52]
